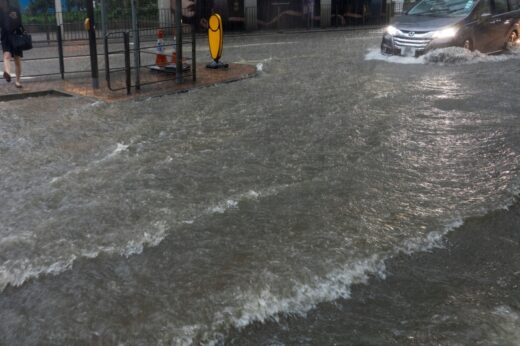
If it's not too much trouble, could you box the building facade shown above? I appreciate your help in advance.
[161,0,390,31]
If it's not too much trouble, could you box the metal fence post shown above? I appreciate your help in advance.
[192,22,196,82]
[131,0,140,90]
[175,0,183,84]
[100,0,108,38]
[104,34,110,87]
[45,12,50,43]
[57,25,65,79]
[86,0,99,89]
[124,32,131,95]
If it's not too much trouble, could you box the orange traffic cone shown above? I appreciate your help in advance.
[155,29,168,67]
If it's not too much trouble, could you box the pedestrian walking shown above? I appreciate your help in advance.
[0,0,24,88]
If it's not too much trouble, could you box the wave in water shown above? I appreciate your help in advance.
[0,184,291,293]
[173,187,520,345]
[365,45,520,65]
[49,142,130,185]
[172,216,470,345]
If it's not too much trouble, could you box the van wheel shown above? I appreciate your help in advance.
[463,39,473,51]
[506,30,518,50]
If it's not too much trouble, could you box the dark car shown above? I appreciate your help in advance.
[381,0,520,56]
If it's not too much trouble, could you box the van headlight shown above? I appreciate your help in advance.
[432,27,458,39]
[386,25,400,36]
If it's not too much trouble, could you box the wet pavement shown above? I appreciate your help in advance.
[0,38,257,102]
[1,29,520,345]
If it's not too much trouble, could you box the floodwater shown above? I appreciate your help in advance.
[1,30,520,345]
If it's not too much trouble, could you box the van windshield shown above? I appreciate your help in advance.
[407,0,476,16]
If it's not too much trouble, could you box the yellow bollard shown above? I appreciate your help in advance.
[84,18,91,31]
[207,14,228,69]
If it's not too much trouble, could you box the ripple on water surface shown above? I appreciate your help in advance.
[1,32,520,345]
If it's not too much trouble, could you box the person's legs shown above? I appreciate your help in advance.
[14,56,21,87]
[3,51,12,82]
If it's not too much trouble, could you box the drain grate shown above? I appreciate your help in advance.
[0,90,73,102]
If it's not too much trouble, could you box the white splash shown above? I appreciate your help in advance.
[0,185,291,293]
[365,48,426,64]
[399,218,464,254]
[230,256,387,329]
[365,45,520,65]
[50,142,130,184]
[491,305,520,344]
[105,143,129,160]
[423,46,520,64]
[122,220,168,257]
[0,257,76,292]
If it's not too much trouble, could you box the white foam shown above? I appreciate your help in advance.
[231,256,387,328]
[399,218,464,254]
[0,232,32,246]
[0,256,76,292]
[89,100,104,108]
[492,305,520,344]
[105,143,129,160]
[171,256,387,345]
[365,45,520,65]
[493,305,519,320]
[50,142,130,184]
[209,200,239,214]
[365,48,425,64]
[226,218,464,330]
[423,46,520,64]
[122,221,168,257]
[174,216,473,344]
[0,185,291,293]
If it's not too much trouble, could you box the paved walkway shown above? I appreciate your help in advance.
[0,62,256,102]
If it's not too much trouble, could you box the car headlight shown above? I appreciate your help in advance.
[386,25,399,36]
[432,27,458,39]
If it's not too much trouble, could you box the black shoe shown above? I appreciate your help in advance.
[3,72,11,83]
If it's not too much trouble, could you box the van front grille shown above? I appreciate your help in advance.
[393,33,432,49]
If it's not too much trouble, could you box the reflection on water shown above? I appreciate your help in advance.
[1,31,520,345]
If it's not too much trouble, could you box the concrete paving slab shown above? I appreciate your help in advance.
[0,62,256,102]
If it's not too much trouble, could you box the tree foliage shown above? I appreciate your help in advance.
[27,0,53,14]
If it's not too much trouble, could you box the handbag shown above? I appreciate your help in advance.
[10,32,32,51]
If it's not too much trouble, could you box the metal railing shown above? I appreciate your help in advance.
[23,8,181,42]
[0,25,99,81]
[22,4,399,41]
[104,24,197,95]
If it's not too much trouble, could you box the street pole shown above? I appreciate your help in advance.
[86,0,99,89]
[175,0,183,83]
[54,0,63,37]
[100,0,107,38]
[131,0,140,90]
[100,0,108,85]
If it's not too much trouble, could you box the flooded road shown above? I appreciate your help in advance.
[1,30,519,345]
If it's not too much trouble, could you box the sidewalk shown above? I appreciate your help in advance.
[0,62,256,102]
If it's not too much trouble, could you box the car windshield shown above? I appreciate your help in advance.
[407,0,476,16]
